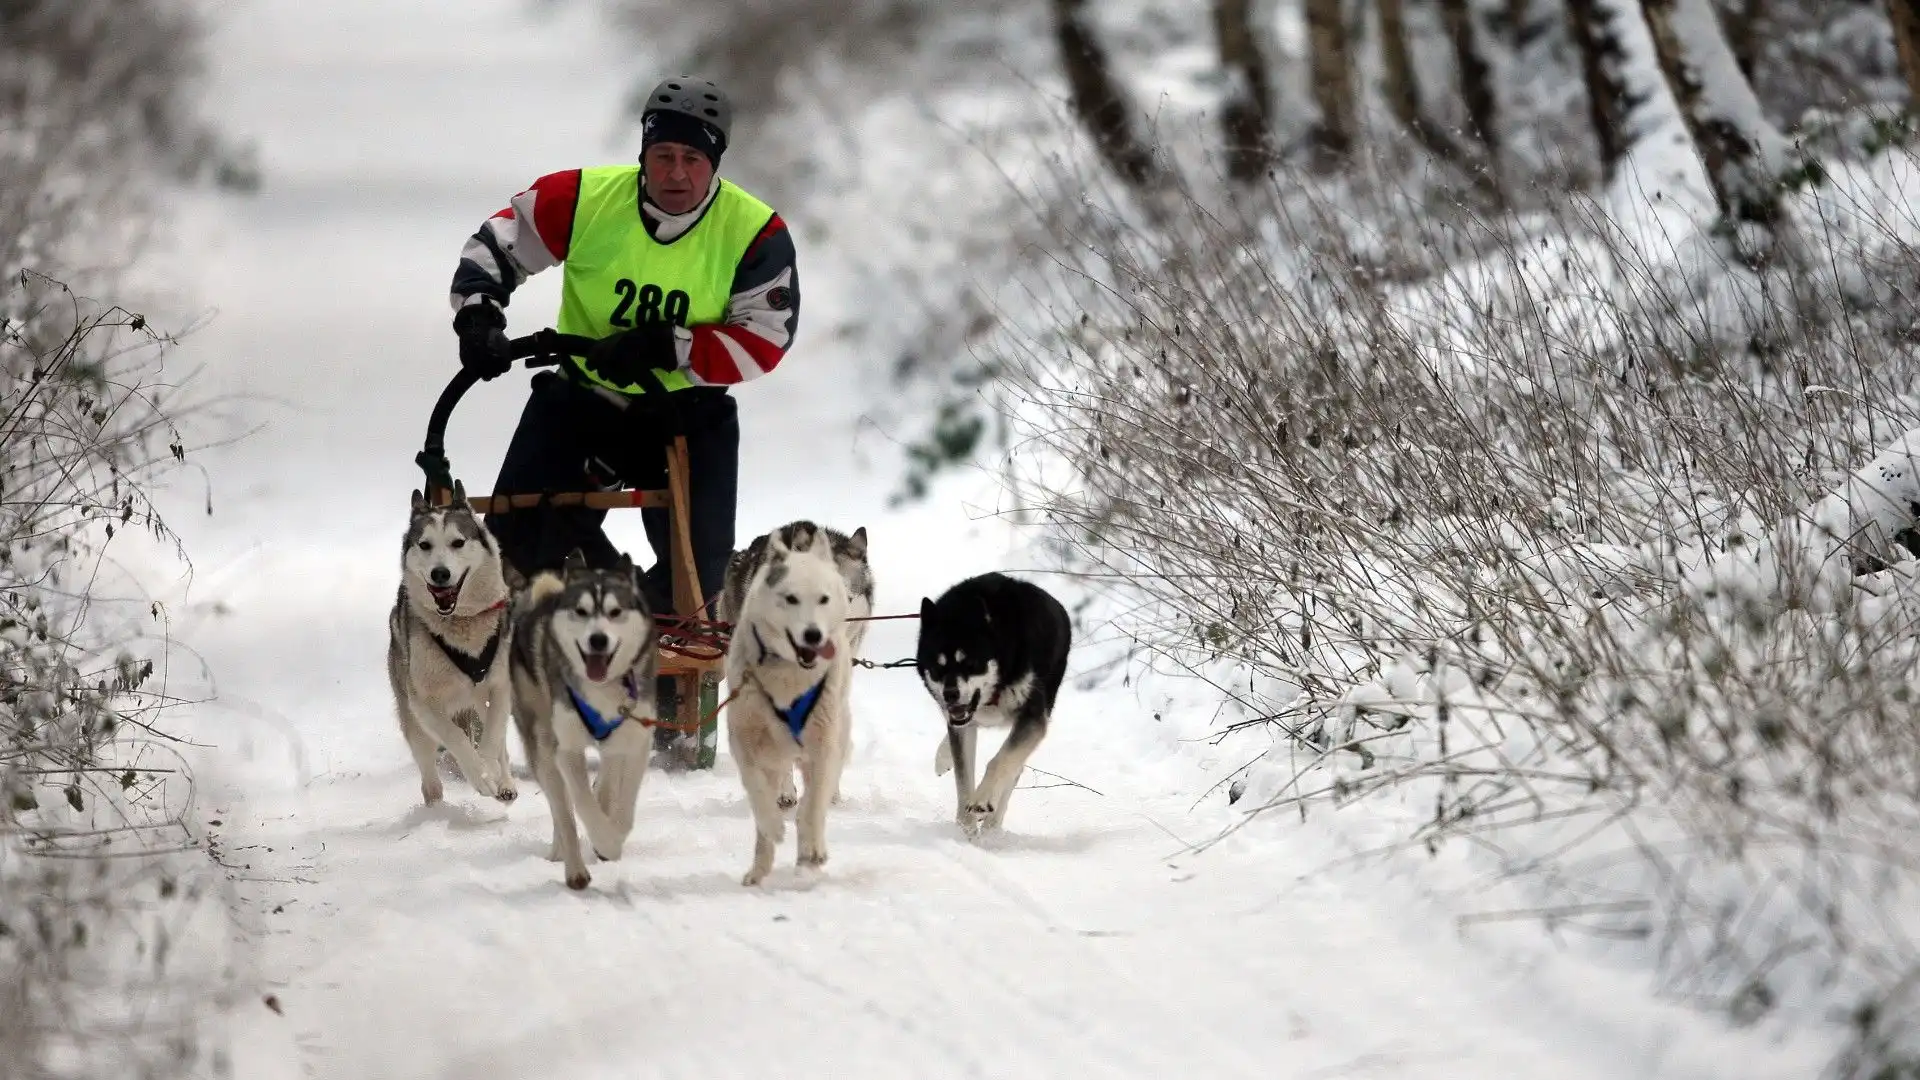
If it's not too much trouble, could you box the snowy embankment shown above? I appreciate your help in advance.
[975,65,1920,1070]
[88,0,1903,1077]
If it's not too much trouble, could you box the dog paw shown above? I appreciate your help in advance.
[493,781,518,805]
[797,848,828,870]
[742,867,769,887]
[565,869,591,891]
[776,791,797,812]
[421,778,444,805]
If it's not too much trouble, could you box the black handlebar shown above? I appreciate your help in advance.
[415,327,673,496]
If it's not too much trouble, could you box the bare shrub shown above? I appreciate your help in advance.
[982,118,1920,1066]
[0,1,249,1076]
[0,273,231,1080]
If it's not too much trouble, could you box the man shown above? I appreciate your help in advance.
[447,75,799,617]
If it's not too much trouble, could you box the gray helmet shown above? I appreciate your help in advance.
[642,76,731,143]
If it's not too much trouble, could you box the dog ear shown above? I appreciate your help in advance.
[844,526,868,560]
[451,479,470,510]
[562,548,591,576]
[614,550,640,588]
[920,596,935,621]
[767,530,791,558]
[410,489,427,514]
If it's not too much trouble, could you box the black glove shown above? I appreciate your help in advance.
[583,322,678,388]
[453,301,512,380]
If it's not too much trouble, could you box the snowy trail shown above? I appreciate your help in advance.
[135,2,1833,1077]
[206,643,1640,1080]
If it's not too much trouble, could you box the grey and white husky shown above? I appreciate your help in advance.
[720,520,871,808]
[387,483,517,807]
[508,549,660,891]
[722,527,856,886]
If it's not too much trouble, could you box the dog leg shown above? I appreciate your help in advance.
[410,698,503,799]
[777,767,798,813]
[934,735,953,776]
[614,746,650,840]
[737,761,787,887]
[394,694,446,805]
[970,718,1047,831]
[946,725,978,832]
[594,750,622,820]
[796,741,844,872]
[554,748,623,861]
[536,752,590,890]
[478,688,518,804]
[831,695,853,806]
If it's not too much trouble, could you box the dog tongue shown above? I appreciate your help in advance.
[815,640,836,660]
[584,654,611,682]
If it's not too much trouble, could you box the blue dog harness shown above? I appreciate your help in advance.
[752,626,828,742]
[565,673,643,742]
[773,679,825,741]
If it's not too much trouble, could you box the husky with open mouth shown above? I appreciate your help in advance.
[918,572,1072,836]
[507,549,660,891]
[722,526,855,886]
[719,520,872,808]
[387,483,517,807]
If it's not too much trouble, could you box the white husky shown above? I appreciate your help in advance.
[386,484,516,807]
[723,528,855,886]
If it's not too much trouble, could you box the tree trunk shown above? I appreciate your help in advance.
[1051,0,1165,190]
[1640,0,1789,230]
[1565,0,1635,181]
[1507,0,1533,43]
[1213,0,1276,182]
[1379,0,1500,186]
[1886,0,1920,108]
[1719,0,1763,82]
[1303,0,1356,166]
[1439,0,1503,188]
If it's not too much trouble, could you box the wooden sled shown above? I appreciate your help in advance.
[415,329,727,769]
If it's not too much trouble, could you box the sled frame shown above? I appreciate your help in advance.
[417,330,725,770]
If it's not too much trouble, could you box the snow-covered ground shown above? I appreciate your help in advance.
[125,1,1853,1075]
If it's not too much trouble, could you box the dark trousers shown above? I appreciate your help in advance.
[485,370,738,615]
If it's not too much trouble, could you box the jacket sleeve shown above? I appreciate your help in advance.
[448,169,583,312]
[676,213,800,386]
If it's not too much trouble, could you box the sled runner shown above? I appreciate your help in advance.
[413,328,728,769]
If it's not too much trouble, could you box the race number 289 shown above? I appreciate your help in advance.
[611,279,691,328]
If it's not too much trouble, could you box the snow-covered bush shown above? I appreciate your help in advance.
[988,122,1920,1072]
[1,2,249,1076]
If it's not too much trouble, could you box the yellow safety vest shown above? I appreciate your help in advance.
[555,166,774,394]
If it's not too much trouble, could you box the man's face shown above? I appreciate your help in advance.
[642,142,714,215]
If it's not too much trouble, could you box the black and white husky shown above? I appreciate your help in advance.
[386,483,517,807]
[916,572,1072,835]
[508,549,660,891]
